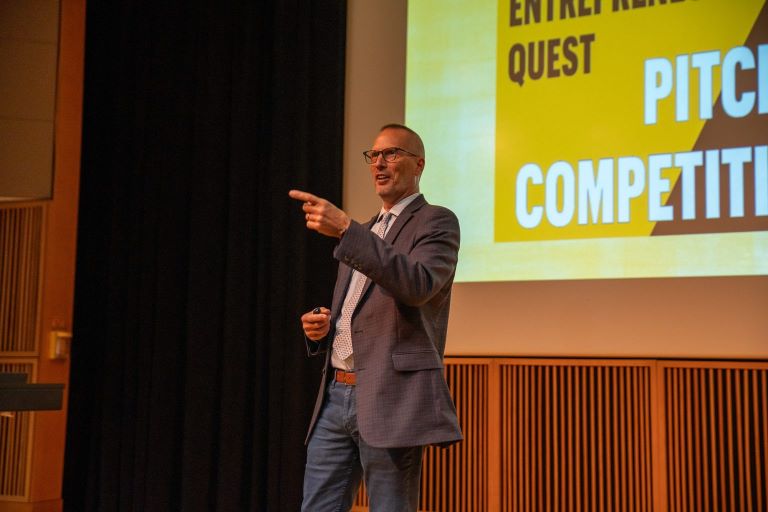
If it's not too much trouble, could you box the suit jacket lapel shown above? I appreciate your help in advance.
[383,194,426,244]
[358,195,427,300]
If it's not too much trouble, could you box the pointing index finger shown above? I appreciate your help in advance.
[288,189,320,204]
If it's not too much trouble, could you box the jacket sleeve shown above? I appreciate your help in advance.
[332,206,459,306]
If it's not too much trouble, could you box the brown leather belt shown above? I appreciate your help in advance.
[334,369,356,386]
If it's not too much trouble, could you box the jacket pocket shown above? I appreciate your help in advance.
[392,350,444,371]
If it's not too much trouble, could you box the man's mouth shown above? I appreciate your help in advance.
[375,174,390,184]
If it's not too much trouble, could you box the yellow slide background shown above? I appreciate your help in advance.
[495,0,763,241]
[406,0,767,281]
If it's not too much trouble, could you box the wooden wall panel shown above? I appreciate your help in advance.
[349,358,767,512]
[0,360,35,500]
[0,204,45,503]
[662,362,768,512]
[0,205,43,354]
[422,361,489,511]
[499,361,655,512]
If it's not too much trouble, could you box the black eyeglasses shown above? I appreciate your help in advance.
[362,147,421,164]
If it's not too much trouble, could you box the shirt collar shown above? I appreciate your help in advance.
[378,192,421,222]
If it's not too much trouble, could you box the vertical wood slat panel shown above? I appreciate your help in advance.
[717,369,728,511]
[735,372,745,512]
[0,361,35,499]
[0,205,45,501]
[669,367,681,511]
[700,370,711,512]
[755,370,766,512]
[727,372,736,512]
[500,361,654,512]
[662,363,768,512]
[0,205,44,354]
[346,359,767,512]
[416,361,488,512]
[585,367,602,510]
[555,365,563,511]
[597,366,605,512]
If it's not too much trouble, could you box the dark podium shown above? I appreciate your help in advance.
[0,372,64,411]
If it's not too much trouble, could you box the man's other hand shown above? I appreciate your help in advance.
[301,307,331,341]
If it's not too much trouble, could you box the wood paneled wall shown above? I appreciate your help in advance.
[0,207,43,354]
[661,362,768,512]
[499,362,655,511]
[0,0,85,510]
[0,361,35,500]
[0,203,46,504]
[353,358,768,512]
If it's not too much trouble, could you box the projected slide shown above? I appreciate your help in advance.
[406,0,768,282]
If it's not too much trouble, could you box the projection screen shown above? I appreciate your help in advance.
[344,0,768,358]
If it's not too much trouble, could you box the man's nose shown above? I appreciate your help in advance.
[373,154,387,167]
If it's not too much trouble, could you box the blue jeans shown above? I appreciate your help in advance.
[302,380,423,512]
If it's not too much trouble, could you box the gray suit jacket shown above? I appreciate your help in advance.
[306,194,463,448]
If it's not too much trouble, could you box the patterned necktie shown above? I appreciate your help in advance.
[333,212,392,361]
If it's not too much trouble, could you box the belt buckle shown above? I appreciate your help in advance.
[335,369,355,385]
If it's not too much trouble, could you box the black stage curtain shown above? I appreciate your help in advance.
[64,2,346,511]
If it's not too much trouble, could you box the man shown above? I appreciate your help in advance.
[289,124,462,511]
